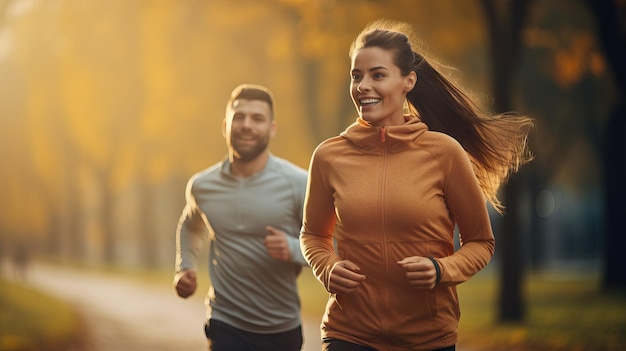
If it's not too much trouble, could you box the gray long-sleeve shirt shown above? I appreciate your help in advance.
[175,154,308,333]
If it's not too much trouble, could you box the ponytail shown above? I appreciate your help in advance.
[407,53,533,213]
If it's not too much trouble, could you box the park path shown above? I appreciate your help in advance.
[23,262,322,351]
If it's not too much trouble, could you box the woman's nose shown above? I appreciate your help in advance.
[357,79,370,92]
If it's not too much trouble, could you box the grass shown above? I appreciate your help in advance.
[457,270,626,351]
[295,268,626,351]
[0,278,87,351]
[14,260,626,351]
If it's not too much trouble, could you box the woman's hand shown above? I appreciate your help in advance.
[397,256,438,289]
[328,260,366,294]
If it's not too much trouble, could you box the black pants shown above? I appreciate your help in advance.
[204,319,303,351]
[322,338,455,351]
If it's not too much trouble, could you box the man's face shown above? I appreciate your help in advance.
[223,99,275,162]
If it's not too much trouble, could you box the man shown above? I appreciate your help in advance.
[174,84,308,351]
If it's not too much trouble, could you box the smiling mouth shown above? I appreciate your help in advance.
[234,134,256,144]
[359,98,381,106]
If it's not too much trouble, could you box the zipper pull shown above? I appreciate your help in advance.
[380,127,386,142]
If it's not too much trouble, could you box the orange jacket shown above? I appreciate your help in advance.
[301,116,495,350]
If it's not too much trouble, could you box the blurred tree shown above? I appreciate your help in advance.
[479,0,534,323]
[54,1,146,264]
[0,0,83,260]
[274,0,372,142]
[274,0,487,141]
[519,0,613,272]
[0,0,512,270]
[584,0,626,290]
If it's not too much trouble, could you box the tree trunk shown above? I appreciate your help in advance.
[584,0,626,290]
[139,180,159,268]
[602,104,626,289]
[499,172,525,320]
[479,0,533,322]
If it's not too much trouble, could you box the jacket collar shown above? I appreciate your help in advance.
[340,115,428,154]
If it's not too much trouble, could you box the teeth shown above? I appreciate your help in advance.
[360,98,380,105]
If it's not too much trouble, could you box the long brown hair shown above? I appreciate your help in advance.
[350,20,533,213]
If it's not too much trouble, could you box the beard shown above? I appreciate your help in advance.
[231,132,270,162]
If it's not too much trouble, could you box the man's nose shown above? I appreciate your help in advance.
[240,116,253,128]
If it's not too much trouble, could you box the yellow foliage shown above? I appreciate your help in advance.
[553,33,605,88]
[1,0,605,264]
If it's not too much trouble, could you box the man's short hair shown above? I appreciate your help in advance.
[227,84,274,115]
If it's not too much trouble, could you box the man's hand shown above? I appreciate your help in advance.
[397,256,437,290]
[264,226,292,262]
[328,260,366,294]
[174,270,197,298]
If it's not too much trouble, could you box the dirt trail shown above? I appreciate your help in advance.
[24,262,322,351]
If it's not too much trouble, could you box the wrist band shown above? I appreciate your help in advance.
[428,257,441,286]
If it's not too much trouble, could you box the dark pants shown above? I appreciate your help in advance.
[204,319,303,351]
[322,338,455,351]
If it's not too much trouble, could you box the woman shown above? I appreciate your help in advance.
[300,20,533,351]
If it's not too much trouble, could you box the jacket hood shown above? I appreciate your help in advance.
[340,115,428,155]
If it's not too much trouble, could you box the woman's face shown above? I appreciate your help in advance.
[350,46,416,127]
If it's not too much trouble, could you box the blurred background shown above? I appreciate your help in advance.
[0,0,624,350]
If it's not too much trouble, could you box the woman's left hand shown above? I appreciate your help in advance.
[397,256,437,289]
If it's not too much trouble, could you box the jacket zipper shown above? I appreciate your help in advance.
[379,126,390,340]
